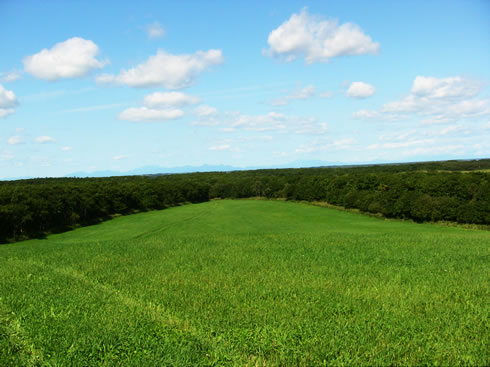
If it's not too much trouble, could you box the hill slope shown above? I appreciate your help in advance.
[1,200,488,365]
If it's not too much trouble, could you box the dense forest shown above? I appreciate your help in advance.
[1,159,489,243]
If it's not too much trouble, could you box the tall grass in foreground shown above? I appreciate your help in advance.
[1,200,488,366]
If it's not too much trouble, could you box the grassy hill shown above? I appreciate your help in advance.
[1,200,488,366]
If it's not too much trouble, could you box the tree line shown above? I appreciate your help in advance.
[1,159,489,243]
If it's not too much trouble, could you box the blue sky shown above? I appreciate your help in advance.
[1,0,489,179]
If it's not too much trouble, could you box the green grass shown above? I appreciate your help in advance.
[1,199,488,366]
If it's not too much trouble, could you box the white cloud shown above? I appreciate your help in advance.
[192,119,220,127]
[1,70,22,82]
[96,49,223,89]
[215,111,328,135]
[438,124,465,136]
[289,85,316,98]
[23,37,106,80]
[61,146,72,151]
[380,95,418,114]
[296,138,355,153]
[191,105,220,126]
[368,139,435,150]
[147,22,165,39]
[120,92,199,123]
[422,99,490,124]
[8,136,24,145]
[266,8,379,63]
[294,121,328,135]
[209,144,231,151]
[271,85,316,105]
[379,130,417,142]
[35,136,56,144]
[118,107,184,122]
[411,76,480,99]
[144,91,200,108]
[346,81,376,99]
[195,104,218,117]
[0,84,17,118]
[0,84,18,108]
[319,91,334,98]
[365,123,490,161]
[16,128,24,133]
[353,76,490,123]
[352,109,378,119]
[0,109,14,118]
[231,112,288,131]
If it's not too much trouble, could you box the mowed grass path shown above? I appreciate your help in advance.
[0,200,488,366]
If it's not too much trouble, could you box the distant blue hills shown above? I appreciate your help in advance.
[8,157,477,180]
[65,160,341,178]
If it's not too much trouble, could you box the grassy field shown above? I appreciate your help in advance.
[0,199,488,366]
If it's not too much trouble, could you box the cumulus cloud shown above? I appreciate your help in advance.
[0,84,18,118]
[0,84,18,108]
[23,37,106,80]
[96,49,223,89]
[8,136,24,145]
[271,85,316,106]
[353,76,489,123]
[266,8,379,63]
[120,92,199,122]
[35,136,56,143]
[411,76,480,99]
[118,107,184,122]
[61,146,72,151]
[144,91,200,108]
[346,82,376,99]
[147,22,165,39]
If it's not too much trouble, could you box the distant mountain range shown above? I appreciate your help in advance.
[65,160,343,178]
[9,157,481,181]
